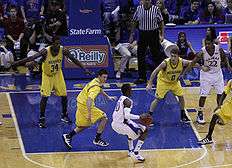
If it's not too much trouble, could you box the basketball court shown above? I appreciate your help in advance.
[0,73,232,168]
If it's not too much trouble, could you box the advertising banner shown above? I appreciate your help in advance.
[64,45,108,68]
[62,0,114,79]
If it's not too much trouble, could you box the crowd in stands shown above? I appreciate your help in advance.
[0,0,232,77]
[0,0,67,73]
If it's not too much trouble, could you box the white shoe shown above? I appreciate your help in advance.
[132,153,145,162]
[196,114,206,124]
[62,134,72,150]
[116,71,121,79]
[128,150,133,157]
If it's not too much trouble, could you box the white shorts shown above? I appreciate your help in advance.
[115,43,137,57]
[0,51,14,68]
[200,70,224,96]
[111,120,146,140]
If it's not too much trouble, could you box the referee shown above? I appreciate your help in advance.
[130,0,165,84]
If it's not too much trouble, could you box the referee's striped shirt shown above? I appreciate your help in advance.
[133,5,163,31]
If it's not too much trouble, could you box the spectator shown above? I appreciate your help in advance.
[213,0,227,9]
[176,32,195,60]
[225,0,232,14]
[115,29,138,79]
[202,27,219,46]
[20,0,44,24]
[199,2,225,24]
[156,0,169,24]
[131,0,165,84]
[165,0,189,24]
[44,0,68,36]
[3,0,21,18]
[100,0,120,44]
[42,0,66,15]
[0,38,14,71]
[4,5,26,60]
[180,0,200,25]
[29,19,52,51]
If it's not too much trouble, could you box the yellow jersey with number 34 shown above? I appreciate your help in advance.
[157,57,183,83]
[42,46,63,76]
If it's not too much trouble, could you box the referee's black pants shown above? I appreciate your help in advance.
[137,29,165,80]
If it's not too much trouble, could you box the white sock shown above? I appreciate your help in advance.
[128,139,134,151]
[134,140,144,154]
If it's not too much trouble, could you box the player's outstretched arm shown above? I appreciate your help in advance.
[182,51,203,76]
[11,48,46,67]
[123,98,139,120]
[220,48,232,71]
[146,61,166,91]
[64,48,93,75]
[102,90,117,101]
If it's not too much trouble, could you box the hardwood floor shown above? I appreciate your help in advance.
[1,87,232,168]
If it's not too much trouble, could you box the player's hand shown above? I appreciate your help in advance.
[84,69,94,75]
[201,65,210,72]
[146,83,152,91]
[108,96,117,101]
[87,113,92,123]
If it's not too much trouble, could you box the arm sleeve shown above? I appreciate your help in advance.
[124,107,140,120]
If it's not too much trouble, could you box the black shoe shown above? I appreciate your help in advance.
[61,115,72,123]
[62,134,72,150]
[39,117,46,128]
[93,139,109,147]
[181,115,191,123]
[196,112,206,124]
[134,78,147,84]
[198,137,213,145]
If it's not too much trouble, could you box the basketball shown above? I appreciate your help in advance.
[139,113,153,126]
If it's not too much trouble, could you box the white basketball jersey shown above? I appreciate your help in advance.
[112,95,133,123]
[202,44,221,73]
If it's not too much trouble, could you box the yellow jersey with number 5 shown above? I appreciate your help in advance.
[157,57,183,83]
[42,46,63,76]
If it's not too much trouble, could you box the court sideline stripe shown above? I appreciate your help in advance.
[6,93,55,168]
[8,87,200,94]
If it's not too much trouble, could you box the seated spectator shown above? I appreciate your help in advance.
[180,0,200,25]
[213,0,227,9]
[199,2,225,24]
[100,0,120,44]
[156,0,169,24]
[114,28,138,79]
[0,38,14,71]
[225,0,232,14]
[3,0,21,18]
[42,0,66,15]
[44,0,68,36]
[202,27,219,46]
[176,31,195,60]
[29,19,52,51]
[165,0,189,24]
[20,0,44,24]
[3,5,26,61]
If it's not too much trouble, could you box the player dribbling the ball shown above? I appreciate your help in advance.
[111,84,148,162]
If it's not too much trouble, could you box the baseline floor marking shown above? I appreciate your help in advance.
[7,93,55,168]
[27,147,203,155]
[170,110,208,168]
[9,87,206,167]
